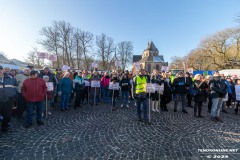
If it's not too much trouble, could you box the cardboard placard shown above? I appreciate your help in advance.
[46,82,54,91]
[91,81,100,88]
[223,92,228,101]
[235,85,240,101]
[146,83,155,93]
[84,80,90,87]
[109,82,119,90]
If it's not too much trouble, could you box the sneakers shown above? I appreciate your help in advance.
[37,120,44,126]
[25,123,33,128]
[182,110,188,114]
[210,117,217,122]
[48,111,52,115]
[121,104,123,107]
[222,109,228,113]
[2,127,11,133]
[215,117,223,123]
[126,105,129,108]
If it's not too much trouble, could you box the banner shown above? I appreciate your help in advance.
[134,62,140,70]
[115,60,121,67]
[187,68,194,74]
[37,52,48,59]
[48,54,57,62]
[62,65,70,71]
[91,63,98,68]
[161,66,169,72]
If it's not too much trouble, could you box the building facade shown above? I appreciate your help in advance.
[132,41,168,73]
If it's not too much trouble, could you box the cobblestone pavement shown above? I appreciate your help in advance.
[0,99,240,160]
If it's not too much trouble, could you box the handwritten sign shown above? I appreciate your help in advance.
[235,85,240,101]
[146,83,155,93]
[109,82,119,90]
[46,82,54,91]
[62,65,70,71]
[223,92,228,101]
[48,54,57,62]
[37,52,48,59]
[91,81,100,88]
[84,80,90,87]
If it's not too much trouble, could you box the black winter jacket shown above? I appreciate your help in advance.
[0,73,17,102]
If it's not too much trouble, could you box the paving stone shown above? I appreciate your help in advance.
[0,100,240,159]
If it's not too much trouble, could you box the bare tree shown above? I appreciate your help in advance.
[73,28,82,69]
[24,48,44,68]
[96,33,115,70]
[78,30,94,70]
[38,25,61,68]
[117,41,133,71]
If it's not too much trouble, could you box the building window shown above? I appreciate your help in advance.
[148,63,151,73]
[156,64,160,71]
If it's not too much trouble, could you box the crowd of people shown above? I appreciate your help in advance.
[0,64,239,133]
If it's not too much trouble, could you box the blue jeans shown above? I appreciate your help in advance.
[211,98,224,117]
[174,93,186,111]
[61,93,70,110]
[121,91,129,105]
[102,86,110,103]
[136,98,148,121]
[26,101,43,124]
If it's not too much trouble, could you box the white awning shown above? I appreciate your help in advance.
[0,64,21,70]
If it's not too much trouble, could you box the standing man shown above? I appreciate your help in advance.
[15,68,30,118]
[0,65,17,132]
[22,70,47,128]
[173,71,189,113]
[133,68,149,124]
[209,72,227,122]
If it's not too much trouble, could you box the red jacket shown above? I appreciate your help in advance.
[21,77,47,102]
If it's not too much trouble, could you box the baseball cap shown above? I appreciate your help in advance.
[0,65,3,70]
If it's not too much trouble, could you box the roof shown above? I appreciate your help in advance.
[139,55,164,63]
[133,55,142,63]
[145,41,158,52]
[0,54,15,65]
[0,64,21,70]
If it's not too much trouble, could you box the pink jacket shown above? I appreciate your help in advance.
[101,76,110,87]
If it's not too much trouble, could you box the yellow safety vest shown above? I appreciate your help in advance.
[135,76,147,94]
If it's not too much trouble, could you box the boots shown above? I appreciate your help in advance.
[151,100,156,112]
[155,101,159,112]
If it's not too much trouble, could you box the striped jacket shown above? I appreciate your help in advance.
[0,73,17,102]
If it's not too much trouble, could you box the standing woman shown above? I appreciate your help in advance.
[160,73,173,112]
[150,70,161,112]
[120,73,131,108]
[58,72,72,111]
[101,72,111,103]
[89,71,101,105]
[73,71,85,109]
[110,72,120,111]
[193,74,208,117]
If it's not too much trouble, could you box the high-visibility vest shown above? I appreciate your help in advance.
[135,76,147,94]
[169,75,175,84]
